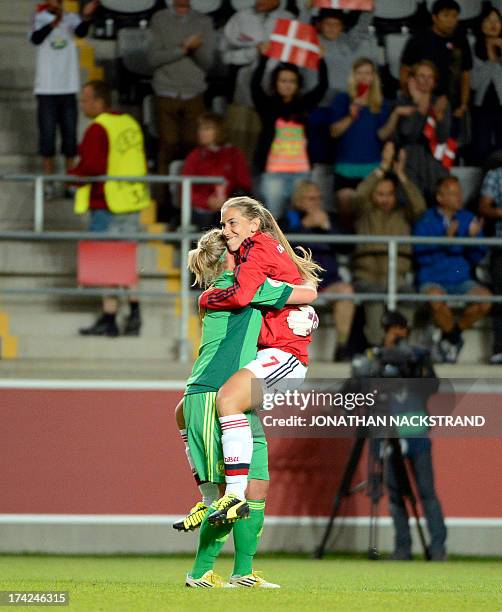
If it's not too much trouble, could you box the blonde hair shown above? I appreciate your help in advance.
[188,228,227,288]
[221,196,323,287]
[347,58,383,114]
[409,60,439,85]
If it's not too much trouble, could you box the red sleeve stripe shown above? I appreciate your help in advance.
[241,238,254,262]
[206,284,238,304]
[220,423,251,431]
[221,416,248,425]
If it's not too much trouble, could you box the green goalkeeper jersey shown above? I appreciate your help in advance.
[185,271,293,395]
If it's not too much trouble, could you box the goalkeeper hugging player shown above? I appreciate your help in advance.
[174,197,322,588]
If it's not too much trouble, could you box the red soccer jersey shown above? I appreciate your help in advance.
[198,232,311,364]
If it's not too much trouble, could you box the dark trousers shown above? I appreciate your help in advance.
[154,94,205,175]
[154,94,205,222]
[37,94,78,158]
[386,445,447,557]
[490,249,502,354]
[471,106,502,165]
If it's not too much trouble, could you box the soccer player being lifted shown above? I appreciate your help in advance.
[176,197,321,587]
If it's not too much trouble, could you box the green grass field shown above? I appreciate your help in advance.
[1,555,501,612]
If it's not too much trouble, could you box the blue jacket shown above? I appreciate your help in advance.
[413,207,486,286]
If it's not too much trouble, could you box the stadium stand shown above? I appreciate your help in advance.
[0,0,499,367]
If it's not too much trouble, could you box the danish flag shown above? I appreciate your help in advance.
[313,0,374,10]
[266,19,321,70]
[423,111,457,170]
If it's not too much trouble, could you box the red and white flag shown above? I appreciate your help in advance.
[423,112,457,170]
[266,19,321,70]
[313,0,374,10]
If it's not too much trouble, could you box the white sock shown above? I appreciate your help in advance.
[219,414,252,500]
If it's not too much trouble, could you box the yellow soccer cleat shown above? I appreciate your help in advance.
[207,493,250,525]
[186,570,237,588]
[173,501,208,532]
[229,571,281,588]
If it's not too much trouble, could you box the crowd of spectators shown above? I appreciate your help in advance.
[30,0,502,359]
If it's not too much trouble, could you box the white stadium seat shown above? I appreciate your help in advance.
[191,0,222,13]
[99,0,157,13]
[117,27,153,76]
[385,33,410,80]
[374,0,418,20]
[450,167,483,205]
[230,0,255,9]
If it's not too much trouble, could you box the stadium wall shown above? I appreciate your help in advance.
[0,381,501,556]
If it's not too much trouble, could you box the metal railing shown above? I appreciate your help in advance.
[1,173,501,362]
[0,173,224,362]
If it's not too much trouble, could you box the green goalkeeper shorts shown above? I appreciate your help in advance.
[183,391,269,484]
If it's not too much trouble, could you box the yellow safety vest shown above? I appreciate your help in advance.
[75,112,150,215]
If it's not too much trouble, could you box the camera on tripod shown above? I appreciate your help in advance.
[352,340,424,380]
[315,312,438,561]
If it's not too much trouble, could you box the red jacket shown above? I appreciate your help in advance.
[68,111,122,210]
[182,144,251,211]
[199,232,311,364]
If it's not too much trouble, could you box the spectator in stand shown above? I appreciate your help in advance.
[29,0,99,198]
[219,0,294,162]
[182,113,252,230]
[69,81,150,337]
[305,9,378,165]
[329,58,412,226]
[400,0,472,123]
[471,6,502,164]
[394,61,451,206]
[306,9,376,105]
[414,176,491,363]
[479,165,502,364]
[252,45,328,220]
[285,180,355,361]
[350,143,426,346]
[148,0,215,220]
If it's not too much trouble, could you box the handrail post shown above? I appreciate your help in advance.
[179,177,192,363]
[34,176,44,233]
[387,239,397,311]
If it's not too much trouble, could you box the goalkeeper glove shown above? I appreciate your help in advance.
[287,305,319,337]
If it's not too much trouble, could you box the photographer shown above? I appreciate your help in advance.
[377,311,447,561]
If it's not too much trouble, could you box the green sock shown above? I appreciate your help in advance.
[189,505,234,579]
[232,499,265,577]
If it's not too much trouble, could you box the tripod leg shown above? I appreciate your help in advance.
[314,437,366,559]
[388,439,431,560]
[367,440,384,560]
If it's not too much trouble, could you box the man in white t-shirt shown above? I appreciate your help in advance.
[29,0,99,195]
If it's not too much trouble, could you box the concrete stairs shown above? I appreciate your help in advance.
[0,227,195,361]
